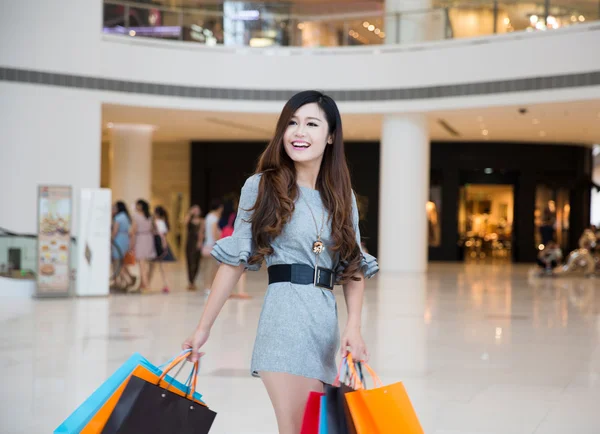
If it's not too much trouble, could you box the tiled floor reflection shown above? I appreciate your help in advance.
[1,262,600,433]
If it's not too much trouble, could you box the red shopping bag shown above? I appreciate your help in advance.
[300,391,325,434]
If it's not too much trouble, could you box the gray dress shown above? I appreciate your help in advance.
[212,174,379,384]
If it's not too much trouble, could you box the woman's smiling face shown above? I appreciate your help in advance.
[283,103,332,165]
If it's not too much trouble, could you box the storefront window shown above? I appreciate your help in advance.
[457,184,513,260]
[534,186,570,251]
[428,186,442,247]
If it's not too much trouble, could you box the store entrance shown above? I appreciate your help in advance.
[458,184,514,262]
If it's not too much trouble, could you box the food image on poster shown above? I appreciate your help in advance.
[37,186,72,295]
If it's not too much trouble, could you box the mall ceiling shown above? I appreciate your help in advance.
[102,99,600,145]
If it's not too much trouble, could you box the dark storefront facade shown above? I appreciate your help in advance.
[191,141,591,263]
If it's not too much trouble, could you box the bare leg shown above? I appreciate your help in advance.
[138,260,149,289]
[157,262,170,292]
[260,371,323,434]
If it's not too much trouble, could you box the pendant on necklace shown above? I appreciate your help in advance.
[313,240,325,254]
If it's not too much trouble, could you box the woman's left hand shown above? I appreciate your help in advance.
[340,327,369,362]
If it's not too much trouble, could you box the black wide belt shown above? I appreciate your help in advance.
[268,264,334,290]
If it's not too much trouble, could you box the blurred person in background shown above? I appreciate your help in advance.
[151,205,176,294]
[111,201,135,286]
[131,199,156,292]
[537,240,562,274]
[185,205,204,291]
[202,199,223,294]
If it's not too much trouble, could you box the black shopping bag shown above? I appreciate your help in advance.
[324,360,363,434]
[102,375,216,434]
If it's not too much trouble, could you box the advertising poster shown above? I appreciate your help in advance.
[36,185,72,296]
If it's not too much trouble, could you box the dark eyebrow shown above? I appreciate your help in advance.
[290,115,323,122]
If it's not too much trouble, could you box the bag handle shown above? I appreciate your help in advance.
[347,353,383,389]
[333,356,365,388]
[158,350,200,400]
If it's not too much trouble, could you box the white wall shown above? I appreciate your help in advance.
[0,0,101,75]
[0,83,101,234]
[98,25,600,91]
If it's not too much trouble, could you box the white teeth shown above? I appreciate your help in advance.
[292,142,310,148]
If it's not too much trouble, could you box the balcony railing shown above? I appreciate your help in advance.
[102,0,600,48]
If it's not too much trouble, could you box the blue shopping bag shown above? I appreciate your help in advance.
[319,394,329,434]
[54,351,203,434]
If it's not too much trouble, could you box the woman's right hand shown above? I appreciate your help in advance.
[182,327,210,362]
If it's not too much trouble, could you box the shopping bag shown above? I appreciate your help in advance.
[101,353,216,434]
[85,352,205,434]
[319,395,328,434]
[54,353,147,433]
[123,251,136,266]
[55,351,204,434]
[300,391,325,434]
[344,355,424,434]
[324,356,365,434]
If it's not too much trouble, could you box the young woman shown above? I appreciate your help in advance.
[130,199,156,291]
[182,91,378,434]
[184,205,204,290]
[111,201,135,287]
[201,199,223,294]
[151,205,175,294]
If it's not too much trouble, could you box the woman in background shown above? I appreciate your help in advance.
[185,205,204,291]
[152,205,175,294]
[131,199,155,291]
[111,201,135,287]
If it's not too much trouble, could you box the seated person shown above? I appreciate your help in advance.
[537,241,562,272]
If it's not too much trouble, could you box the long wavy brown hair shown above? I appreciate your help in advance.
[247,90,362,284]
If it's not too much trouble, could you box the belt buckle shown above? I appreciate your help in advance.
[314,266,333,290]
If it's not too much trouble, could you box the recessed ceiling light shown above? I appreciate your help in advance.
[579,15,585,22]
[374,28,381,35]
[482,129,489,136]
[107,122,114,128]
[129,30,136,36]
[363,21,370,28]
[297,22,305,30]
[368,25,375,31]
[484,168,493,174]
[379,32,385,38]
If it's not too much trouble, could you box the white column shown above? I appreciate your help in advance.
[385,0,433,44]
[379,114,430,273]
[109,124,154,210]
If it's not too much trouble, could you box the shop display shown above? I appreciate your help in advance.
[36,186,72,296]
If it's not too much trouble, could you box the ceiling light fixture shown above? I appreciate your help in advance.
[482,129,489,136]
[363,21,370,28]
[379,32,385,38]
[579,15,585,22]
[374,28,381,35]
[297,22,305,30]
[129,30,136,36]
[368,25,375,31]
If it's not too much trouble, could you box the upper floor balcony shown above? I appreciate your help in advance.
[102,0,600,47]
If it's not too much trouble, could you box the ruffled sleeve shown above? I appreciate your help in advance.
[211,174,262,271]
[336,192,379,281]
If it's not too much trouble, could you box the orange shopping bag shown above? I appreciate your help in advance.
[344,354,424,434]
[82,351,206,433]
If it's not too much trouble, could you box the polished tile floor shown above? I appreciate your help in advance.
[2,262,600,434]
